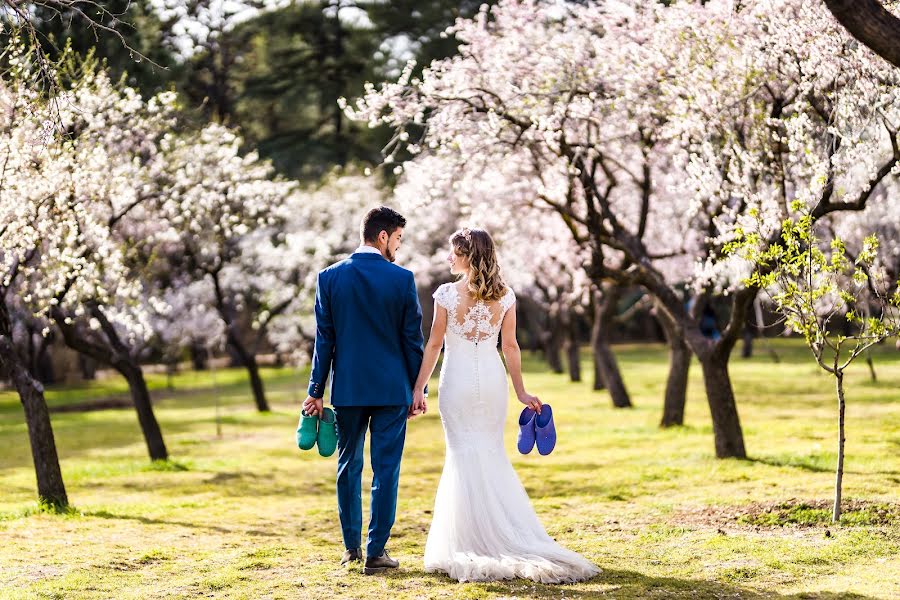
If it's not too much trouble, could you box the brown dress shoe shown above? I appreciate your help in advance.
[363,550,399,575]
[341,547,362,565]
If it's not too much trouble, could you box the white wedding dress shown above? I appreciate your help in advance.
[423,283,600,584]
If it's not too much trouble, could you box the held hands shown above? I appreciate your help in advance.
[409,388,428,420]
[303,395,324,417]
[518,391,542,414]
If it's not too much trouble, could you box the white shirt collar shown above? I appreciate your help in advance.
[355,245,382,255]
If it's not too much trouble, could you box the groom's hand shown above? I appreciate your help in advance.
[409,389,427,419]
[303,395,323,417]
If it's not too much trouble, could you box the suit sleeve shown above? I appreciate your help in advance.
[401,272,426,390]
[308,271,335,399]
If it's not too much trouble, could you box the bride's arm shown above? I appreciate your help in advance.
[500,305,543,413]
[412,301,448,409]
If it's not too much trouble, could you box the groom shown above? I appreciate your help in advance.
[303,206,427,575]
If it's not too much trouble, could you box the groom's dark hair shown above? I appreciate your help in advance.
[361,206,406,242]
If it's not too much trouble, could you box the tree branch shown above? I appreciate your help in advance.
[823,0,900,69]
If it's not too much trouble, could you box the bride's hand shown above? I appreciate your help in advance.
[518,392,542,414]
[409,388,427,419]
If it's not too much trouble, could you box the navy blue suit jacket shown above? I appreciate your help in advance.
[307,252,425,406]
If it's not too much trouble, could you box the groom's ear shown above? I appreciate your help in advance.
[378,230,389,246]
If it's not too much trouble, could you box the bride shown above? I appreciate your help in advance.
[410,227,599,584]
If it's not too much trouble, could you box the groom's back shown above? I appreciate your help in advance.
[315,253,422,407]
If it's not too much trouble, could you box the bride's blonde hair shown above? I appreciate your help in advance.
[450,228,507,302]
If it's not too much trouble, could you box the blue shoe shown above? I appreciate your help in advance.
[535,404,556,456]
[517,407,537,454]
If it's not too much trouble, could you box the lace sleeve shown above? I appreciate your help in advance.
[433,283,457,312]
[500,286,516,313]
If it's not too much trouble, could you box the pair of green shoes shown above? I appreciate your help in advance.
[296,407,337,457]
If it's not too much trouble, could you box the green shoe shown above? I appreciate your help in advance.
[317,407,338,457]
[296,409,318,451]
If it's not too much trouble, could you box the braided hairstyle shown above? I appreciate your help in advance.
[450,228,507,302]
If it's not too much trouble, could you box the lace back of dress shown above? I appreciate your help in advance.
[437,283,515,343]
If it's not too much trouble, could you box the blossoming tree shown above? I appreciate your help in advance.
[40,63,179,462]
[147,123,296,412]
[0,40,170,503]
[347,0,900,458]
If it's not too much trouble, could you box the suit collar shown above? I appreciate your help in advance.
[351,252,387,261]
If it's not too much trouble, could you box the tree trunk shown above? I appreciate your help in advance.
[566,342,581,382]
[823,0,900,70]
[865,352,877,382]
[544,320,564,374]
[190,343,209,371]
[592,361,606,390]
[833,370,846,523]
[119,364,168,461]
[656,301,690,427]
[661,342,691,427]
[26,327,56,384]
[592,361,607,389]
[594,338,632,408]
[52,305,169,462]
[698,352,747,458]
[647,281,754,457]
[741,327,754,359]
[227,331,270,412]
[0,308,67,508]
[590,298,606,391]
[78,353,98,380]
[564,309,581,383]
[245,355,268,413]
[521,300,543,353]
[592,287,631,408]
[165,359,178,392]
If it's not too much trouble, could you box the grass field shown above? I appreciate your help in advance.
[1,339,899,599]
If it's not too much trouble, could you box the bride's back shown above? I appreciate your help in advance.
[434,282,516,344]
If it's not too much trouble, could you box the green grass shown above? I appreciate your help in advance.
[1,339,899,599]
[735,501,900,527]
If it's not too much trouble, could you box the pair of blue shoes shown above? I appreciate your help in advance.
[517,404,556,455]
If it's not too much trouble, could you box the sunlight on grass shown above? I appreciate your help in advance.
[1,339,899,599]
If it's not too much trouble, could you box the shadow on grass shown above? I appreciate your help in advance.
[82,509,279,537]
[74,467,333,499]
[0,405,296,473]
[747,455,900,478]
[748,455,832,473]
[147,459,190,472]
[382,567,880,599]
